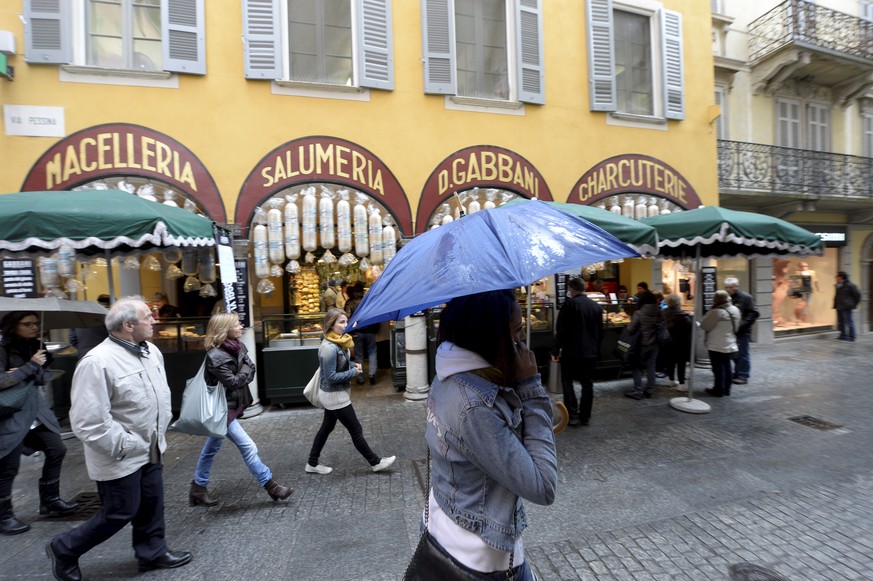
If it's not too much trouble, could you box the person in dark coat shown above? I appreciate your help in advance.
[625,291,661,400]
[833,271,862,342]
[662,294,693,389]
[724,277,759,385]
[0,311,78,536]
[551,277,603,426]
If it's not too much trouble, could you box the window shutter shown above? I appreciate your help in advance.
[162,0,205,75]
[661,9,684,120]
[516,0,544,104]
[23,0,71,64]
[863,1,873,22]
[586,0,615,111]
[357,0,394,90]
[243,0,283,79]
[421,0,456,94]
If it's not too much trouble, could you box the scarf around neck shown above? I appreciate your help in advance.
[325,331,354,351]
[222,338,243,354]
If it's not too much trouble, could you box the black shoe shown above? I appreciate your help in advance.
[138,550,193,572]
[369,376,376,385]
[567,416,581,427]
[625,392,644,400]
[704,388,723,397]
[46,540,82,581]
[643,391,653,398]
[356,375,364,385]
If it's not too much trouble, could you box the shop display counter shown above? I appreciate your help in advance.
[598,302,637,370]
[261,314,324,405]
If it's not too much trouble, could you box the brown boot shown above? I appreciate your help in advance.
[264,479,293,501]
[188,481,218,507]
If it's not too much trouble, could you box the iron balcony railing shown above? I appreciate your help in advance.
[748,0,873,63]
[718,140,873,199]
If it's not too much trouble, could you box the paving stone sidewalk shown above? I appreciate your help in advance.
[2,333,872,580]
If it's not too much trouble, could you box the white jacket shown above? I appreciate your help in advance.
[701,305,741,354]
[70,338,172,481]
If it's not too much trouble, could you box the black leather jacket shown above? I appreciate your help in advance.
[730,290,759,336]
[205,345,255,411]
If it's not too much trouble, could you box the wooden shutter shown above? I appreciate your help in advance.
[586,0,615,111]
[243,0,283,79]
[357,0,394,90]
[421,0,456,94]
[163,0,205,74]
[661,9,684,120]
[24,0,71,64]
[516,0,544,104]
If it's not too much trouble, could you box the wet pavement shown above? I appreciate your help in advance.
[3,332,872,580]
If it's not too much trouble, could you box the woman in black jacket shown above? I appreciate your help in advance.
[0,311,77,535]
[188,313,293,506]
[625,292,662,400]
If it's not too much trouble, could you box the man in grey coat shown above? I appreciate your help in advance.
[46,297,192,581]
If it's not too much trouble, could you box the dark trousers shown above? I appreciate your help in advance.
[709,351,733,395]
[663,348,687,384]
[560,357,596,422]
[0,424,66,497]
[308,404,379,466]
[52,463,167,562]
[837,309,856,340]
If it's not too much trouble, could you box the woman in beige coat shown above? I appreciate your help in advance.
[701,290,741,397]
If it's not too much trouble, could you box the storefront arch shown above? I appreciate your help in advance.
[21,123,226,222]
[236,136,411,235]
[569,154,703,211]
[416,146,553,234]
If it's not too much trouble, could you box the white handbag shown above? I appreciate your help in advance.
[170,360,228,438]
[303,367,323,408]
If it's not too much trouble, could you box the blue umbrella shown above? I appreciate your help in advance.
[346,199,640,330]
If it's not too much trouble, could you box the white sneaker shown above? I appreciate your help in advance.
[675,383,688,392]
[305,464,333,474]
[372,456,396,473]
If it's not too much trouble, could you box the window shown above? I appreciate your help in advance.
[863,1,873,22]
[23,0,205,75]
[862,113,873,157]
[587,0,684,120]
[775,98,831,151]
[714,86,727,140]
[87,0,162,71]
[243,0,394,91]
[422,0,544,105]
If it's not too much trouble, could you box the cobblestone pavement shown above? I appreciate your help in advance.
[3,333,872,580]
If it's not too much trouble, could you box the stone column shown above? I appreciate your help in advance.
[403,314,430,401]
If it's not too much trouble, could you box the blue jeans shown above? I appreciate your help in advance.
[194,419,272,487]
[353,332,378,378]
[837,310,856,340]
[733,334,751,379]
[709,351,733,395]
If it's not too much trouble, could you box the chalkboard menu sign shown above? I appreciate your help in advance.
[701,266,718,314]
[1,259,38,298]
[554,273,571,310]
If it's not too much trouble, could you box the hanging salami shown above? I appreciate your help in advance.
[267,208,285,264]
[301,186,318,252]
[284,194,301,260]
[353,193,369,257]
[319,186,336,249]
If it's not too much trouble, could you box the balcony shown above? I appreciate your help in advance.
[718,140,873,219]
[747,0,873,98]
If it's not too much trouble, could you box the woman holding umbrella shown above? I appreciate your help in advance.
[0,311,78,535]
[408,290,557,579]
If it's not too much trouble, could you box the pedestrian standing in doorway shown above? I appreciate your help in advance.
[834,271,862,342]
[188,312,293,508]
[305,308,395,475]
[724,277,759,385]
[47,297,192,581]
[550,277,602,426]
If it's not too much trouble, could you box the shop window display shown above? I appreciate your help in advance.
[249,184,399,315]
[772,251,837,331]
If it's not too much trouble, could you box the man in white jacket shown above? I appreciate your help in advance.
[46,297,192,581]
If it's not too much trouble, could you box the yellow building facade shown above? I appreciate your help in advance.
[1,0,718,316]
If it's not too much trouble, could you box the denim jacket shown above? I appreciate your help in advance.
[425,370,557,552]
[318,339,356,392]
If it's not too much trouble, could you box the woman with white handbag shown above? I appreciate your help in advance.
[304,308,395,475]
[188,313,293,506]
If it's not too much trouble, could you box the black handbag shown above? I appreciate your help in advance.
[0,379,35,417]
[614,325,641,362]
[403,449,518,581]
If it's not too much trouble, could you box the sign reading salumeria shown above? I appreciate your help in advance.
[238,136,412,235]
[570,154,702,210]
[1,259,38,298]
